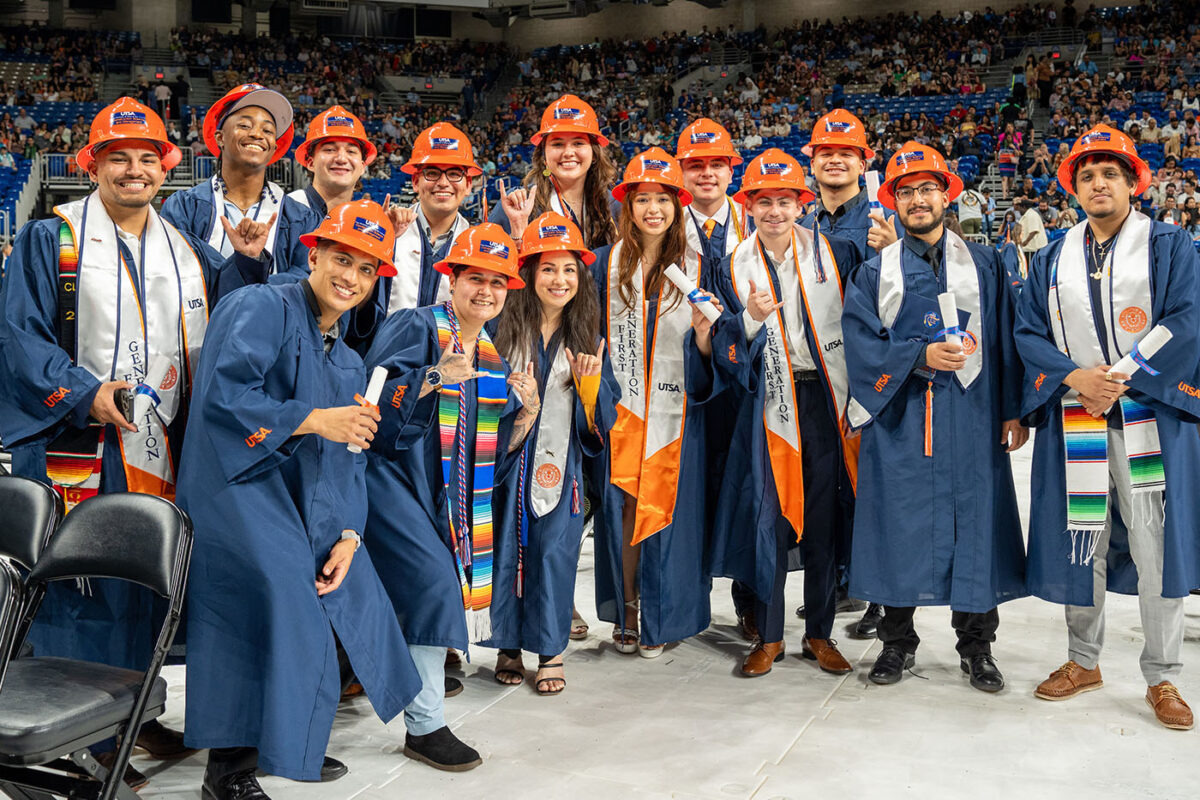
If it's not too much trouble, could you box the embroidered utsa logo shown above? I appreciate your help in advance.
[960,331,978,356]
[727,343,738,364]
[160,365,178,391]
[535,463,562,488]
[924,312,940,328]
[874,373,891,392]
[657,382,682,393]
[823,339,843,352]
[244,427,271,447]
[1119,306,1148,333]
[1179,381,1200,398]
[1035,372,1047,391]
[390,385,407,408]
[43,386,71,407]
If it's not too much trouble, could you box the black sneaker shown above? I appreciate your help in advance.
[868,646,915,685]
[404,726,482,772]
[202,768,271,800]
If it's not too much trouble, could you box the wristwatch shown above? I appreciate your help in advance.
[425,367,443,390]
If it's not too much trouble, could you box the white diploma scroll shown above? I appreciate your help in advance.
[348,366,388,454]
[1108,325,1173,382]
[664,263,720,324]
[936,292,962,349]
[865,171,883,216]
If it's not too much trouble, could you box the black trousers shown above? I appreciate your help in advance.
[877,605,999,658]
[756,375,843,643]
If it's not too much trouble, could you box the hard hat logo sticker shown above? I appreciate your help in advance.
[1080,131,1112,145]
[553,108,584,120]
[690,131,719,144]
[539,225,568,238]
[761,162,791,175]
[643,159,670,171]
[825,120,855,133]
[111,111,148,126]
[326,116,354,128]
[431,137,460,150]
[353,218,387,242]
[897,151,926,165]
[480,240,511,258]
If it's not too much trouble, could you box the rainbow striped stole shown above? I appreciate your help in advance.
[432,302,506,642]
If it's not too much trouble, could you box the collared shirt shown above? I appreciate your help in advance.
[301,278,340,353]
[416,205,456,256]
[216,173,272,228]
[687,200,731,232]
[904,232,943,276]
[741,246,817,372]
[814,188,867,227]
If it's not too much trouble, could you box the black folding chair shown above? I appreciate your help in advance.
[0,476,63,662]
[0,492,193,800]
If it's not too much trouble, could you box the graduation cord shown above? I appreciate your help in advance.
[446,307,472,567]
[924,381,934,458]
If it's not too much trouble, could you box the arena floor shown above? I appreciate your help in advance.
[137,444,1197,800]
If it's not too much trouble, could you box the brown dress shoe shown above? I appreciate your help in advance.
[1035,661,1103,700]
[132,720,197,760]
[740,640,784,677]
[94,750,149,792]
[801,637,853,675]
[736,610,759,643]
[1146,682,1194,730]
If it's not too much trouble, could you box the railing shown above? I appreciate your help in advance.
[0,209,10,244]
[37,149,297,192]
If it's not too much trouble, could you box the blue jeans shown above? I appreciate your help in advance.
[403,645,446,736]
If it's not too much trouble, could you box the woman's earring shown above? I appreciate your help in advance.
[542,168,551,177]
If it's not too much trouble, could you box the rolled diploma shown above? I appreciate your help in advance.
[1109,324,1173,382]
[664,263,720,324]
[936,291,962,349]
[865,171,883,215]
[132,360,171,425]
[348,366,388,454]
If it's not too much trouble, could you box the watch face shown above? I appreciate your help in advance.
[427,368,442,386]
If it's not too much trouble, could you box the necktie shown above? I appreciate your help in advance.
[703,219,716,239]
[927,245,942,276]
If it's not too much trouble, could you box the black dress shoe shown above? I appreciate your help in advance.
[868,646,915,685]
[961,654,1005,693]
[445,676,464,697]
[796,596,867,619]
[850,603,884,639]
[202,768,272,800]
[320,756,348,782]
[404,726,482,772]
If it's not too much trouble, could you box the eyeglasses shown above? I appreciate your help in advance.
[894,184,944,202]
[419,167,467,184]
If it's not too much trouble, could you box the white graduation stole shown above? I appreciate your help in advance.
[606,240,692,545]
[509,342,574,517]
[55,192,209,500]
[286,187,310,209]
[207,174,284,267]
[1048,212,1163,556]
[386,211,467,315]
[729,228,858,539]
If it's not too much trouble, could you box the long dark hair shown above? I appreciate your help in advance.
[525,140,618,250]
[615,189,687,312]
[494,252,601,389]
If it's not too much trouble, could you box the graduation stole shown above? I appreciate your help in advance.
[684,197,745,264]
[52,192,208,505]
[432,301,507,641]
[866,233,983,456]
[507,335,580,597]
[729,228,858,540]
[207,174,283,266]
[386,210,468,314]
[1048,213,1164,564]
[606,240,693,545]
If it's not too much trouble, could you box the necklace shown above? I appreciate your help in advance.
[1088,232,1115,280]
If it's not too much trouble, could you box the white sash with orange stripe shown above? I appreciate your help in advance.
[606,240,692,545]
[386,210,468,314]
[55,192,209,500]
[729,227,858,539]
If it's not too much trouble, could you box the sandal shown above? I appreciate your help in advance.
[570,609,589,640]
[638,642,665,659]
[494,653,525,686]
[613,600,639,654]
[535,662,566,695]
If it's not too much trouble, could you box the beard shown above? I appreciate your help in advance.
[902,206,945,236]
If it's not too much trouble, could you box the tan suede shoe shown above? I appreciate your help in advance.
[1146,682,1194,730]
[1034,661,1103,700]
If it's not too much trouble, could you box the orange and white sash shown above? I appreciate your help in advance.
[606,241,693,545]
[55,192,209,500]
[729,227,858,539]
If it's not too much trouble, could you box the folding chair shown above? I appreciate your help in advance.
[0,492,193,800]
[0,476,63,662]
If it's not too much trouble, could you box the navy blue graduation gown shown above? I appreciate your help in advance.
[1015,223,1200,604]
[842,237,1027,612]
[484,333,619,656]
[707,235,860,600]
[362,306,522,652]
[589,244,723,646]
[998,241,1025,292]
[160,179,319,280]
[0,216,269,670]
[801,190,905,266]
[176,282,419,780]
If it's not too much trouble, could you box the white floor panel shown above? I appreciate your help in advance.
[137,443,1198,798]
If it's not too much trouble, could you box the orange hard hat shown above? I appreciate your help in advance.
[802,109,876,160]
[877,143,964,210]
[612,147,693,205]
[402,122,481,176]
[433,223,524,288]
[203,83,295,165]
[518,211,596,267]
[675,117,742,165]
[76,97,182,172]
[1057,124,1152,196]
[299,199,397,277]
[531,94,609,147]
[295,105,377,166]
[732,149,815,205]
